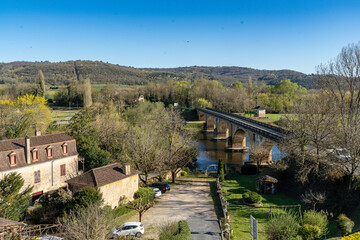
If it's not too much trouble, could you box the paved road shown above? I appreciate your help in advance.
[129,178,222,240]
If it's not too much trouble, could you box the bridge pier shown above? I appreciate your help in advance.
[197,108,285,162]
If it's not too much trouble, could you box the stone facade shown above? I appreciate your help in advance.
[99,174,139,208]
[66,163,140,208]
[0,133,80,199]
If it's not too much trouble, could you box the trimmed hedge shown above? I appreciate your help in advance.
[337,214,355,236]
[159,220,191,240]
[241,164,257,175]
[243,191,262,204]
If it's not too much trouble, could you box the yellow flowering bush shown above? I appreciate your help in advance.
[341,232,360,240]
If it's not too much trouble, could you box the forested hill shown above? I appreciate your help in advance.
[0,61,317,88]
[147,66,317,89]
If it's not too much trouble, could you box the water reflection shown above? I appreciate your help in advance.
[195,132,282,171]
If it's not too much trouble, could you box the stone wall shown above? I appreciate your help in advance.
[0,155,79,195]
[99,174,139,208]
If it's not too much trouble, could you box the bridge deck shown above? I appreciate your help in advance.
[199,108,287,142]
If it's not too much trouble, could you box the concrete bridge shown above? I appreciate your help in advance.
[197,108,287,162]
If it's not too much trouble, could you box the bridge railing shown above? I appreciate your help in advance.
[197,108,288,142]
[204,108,288,134]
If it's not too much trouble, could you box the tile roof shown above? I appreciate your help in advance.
[0,133,74,152]
[0,133,77,171]
[66,163,139,187]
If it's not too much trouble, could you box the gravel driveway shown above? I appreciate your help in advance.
[129,178,222,240]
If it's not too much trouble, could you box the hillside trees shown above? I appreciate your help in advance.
[0,94,51,138]
[0,173,32,221]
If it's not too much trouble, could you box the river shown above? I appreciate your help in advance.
[195,131,282,172]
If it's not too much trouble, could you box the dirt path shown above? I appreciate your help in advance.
[128,178,222,240]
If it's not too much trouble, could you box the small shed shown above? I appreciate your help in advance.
[254,106,266,118]
[256,175,278,194]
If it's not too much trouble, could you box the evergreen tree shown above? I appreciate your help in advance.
[0,173,32,221]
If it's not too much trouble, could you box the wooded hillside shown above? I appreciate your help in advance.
[0,61,317,88]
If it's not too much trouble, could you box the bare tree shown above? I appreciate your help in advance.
[161,109,198,183]
[84,77,93,108]
[281,95,338,183]
[301,189,326,211]
[249,142,270,174]
[317,42,360,190]
[124,124,165,186]
[59,205,112,240]
[127,197,154,222]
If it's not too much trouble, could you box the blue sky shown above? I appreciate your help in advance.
[0,0,359,73]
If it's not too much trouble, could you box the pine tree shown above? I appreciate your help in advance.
[83,77,93,108]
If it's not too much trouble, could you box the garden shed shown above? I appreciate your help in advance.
[256,175,278,194]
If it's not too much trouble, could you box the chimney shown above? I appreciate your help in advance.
[123,163,131,175]
[35,129,41,136]
[25,136,31,164]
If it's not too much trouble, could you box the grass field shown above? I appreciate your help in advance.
[51,110,79,121]
[221,174,302,240]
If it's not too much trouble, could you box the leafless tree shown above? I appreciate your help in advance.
[281,95,338,183]
[124,124,165,186]
[59,205,112,240]
[317,42,360,190]
[301,189,326,211]
[161,109,198,183]
[127,197,154,222]
[249,142,271,174]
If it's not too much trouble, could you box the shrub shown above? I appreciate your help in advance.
[159,220,191,240]
[66,186,103,211]
[181,170,187,176]
[298,224,321,240]
[241,164,257,175]
[242,191,262,204]
[336,214,355,236]
[134,187,154,204]
[265,212,299,240]
[341,232,360,239]
[302,210,328,237]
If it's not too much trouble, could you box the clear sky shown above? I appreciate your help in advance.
[0,0,359,74]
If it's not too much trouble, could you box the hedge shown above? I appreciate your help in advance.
[159,220,191,240]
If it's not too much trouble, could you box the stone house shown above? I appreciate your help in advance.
[0,133,80,201]
[254,106,266,118]
[66,163,140,208]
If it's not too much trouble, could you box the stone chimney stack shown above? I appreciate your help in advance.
[35,129,41,136]
[25,136,31,164]
[123,163,131,175]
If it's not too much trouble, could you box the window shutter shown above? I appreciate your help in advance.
[60,164,66,176]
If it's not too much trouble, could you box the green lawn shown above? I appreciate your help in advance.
[51,110,79,121]
[255,114,284,124]
[221,175,302,240]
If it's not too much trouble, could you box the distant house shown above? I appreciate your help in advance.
[254,106,266,118]
[0,133,80,201]
[66,163,140,208]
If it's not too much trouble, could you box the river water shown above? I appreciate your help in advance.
[195,132,282,172]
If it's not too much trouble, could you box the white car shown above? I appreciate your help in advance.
[153,187,162,198]
[111,222,144,238]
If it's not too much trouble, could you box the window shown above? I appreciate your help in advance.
[34,170,40,183]
[46,146,53,158]
[62,143,68,154]
[9,152,16,166]
[32,149,39,161]
[60,164,66,176]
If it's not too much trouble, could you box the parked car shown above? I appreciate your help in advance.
[204,164,218,177]
[153,187,162,197]
[150,182,170,193]
[111,222,144,238]
[327,148,351,161]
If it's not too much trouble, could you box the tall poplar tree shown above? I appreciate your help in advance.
[83,77,93,108]
[38,70,46,97]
